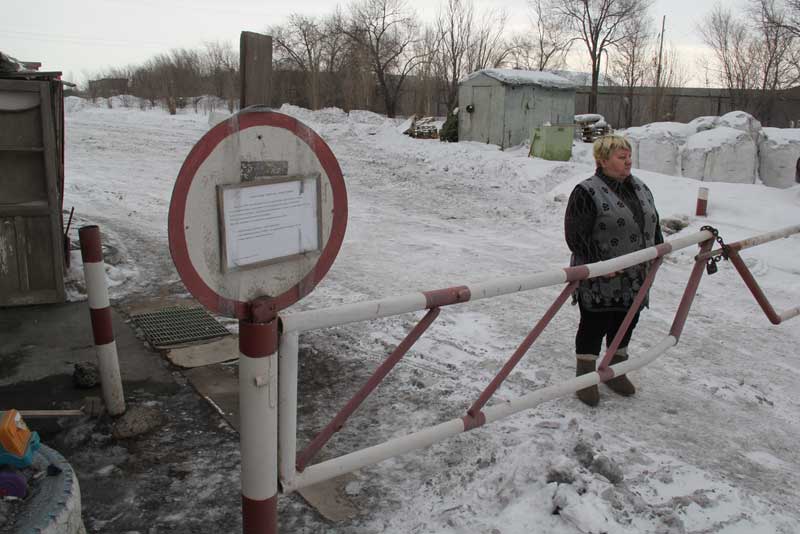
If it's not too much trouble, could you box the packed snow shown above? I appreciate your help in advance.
[463,69,576,89]
[63,97,800,533]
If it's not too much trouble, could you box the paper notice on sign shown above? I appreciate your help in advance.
[219,175,320,271]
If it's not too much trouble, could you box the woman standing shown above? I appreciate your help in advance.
[564,135,663,406]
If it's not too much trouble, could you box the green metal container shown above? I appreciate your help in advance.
[529,125,574,161]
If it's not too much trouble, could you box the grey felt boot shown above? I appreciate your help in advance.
[606,350,636,396]
[576,355,599,406]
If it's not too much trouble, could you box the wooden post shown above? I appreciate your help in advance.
[240,31,273,109]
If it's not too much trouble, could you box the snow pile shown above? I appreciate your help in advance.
[61,97,800,534]
[348,109,387,125]
[681,126,758,184]
[759,127,800,188]
[64,96,88,113]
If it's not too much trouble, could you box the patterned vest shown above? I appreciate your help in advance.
[576,174,659,311]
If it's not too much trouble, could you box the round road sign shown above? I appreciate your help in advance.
[168,108,347,319]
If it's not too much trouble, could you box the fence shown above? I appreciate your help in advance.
[241,224,800,533]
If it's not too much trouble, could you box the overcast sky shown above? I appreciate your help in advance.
[5,0,712,87]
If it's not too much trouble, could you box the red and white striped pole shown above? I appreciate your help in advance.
[239,311,279,534]
[696,186,709,217]
[78,225,126,416]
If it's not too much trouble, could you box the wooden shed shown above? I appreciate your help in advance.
[0,69,66,306]
[458,69,576,149]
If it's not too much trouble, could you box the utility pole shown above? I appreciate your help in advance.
[653,15,666,121]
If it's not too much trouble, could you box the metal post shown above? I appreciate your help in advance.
[240,317,279,534]
[696,187,709,216]
[78,225,125,416]
[278,330,299,487]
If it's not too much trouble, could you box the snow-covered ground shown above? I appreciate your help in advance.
[64,97,800,533]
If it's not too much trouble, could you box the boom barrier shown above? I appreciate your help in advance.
[244,224,800,532]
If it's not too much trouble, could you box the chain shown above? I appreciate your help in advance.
[700,225,728,275]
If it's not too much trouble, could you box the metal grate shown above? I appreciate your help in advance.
[130,306,230,348]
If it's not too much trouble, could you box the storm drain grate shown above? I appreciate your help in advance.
[130,306,230,348]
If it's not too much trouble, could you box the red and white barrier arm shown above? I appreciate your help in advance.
[279,335,677,492]
[78,225,126,416]
[696,224,800,262]
[279,230,714,334]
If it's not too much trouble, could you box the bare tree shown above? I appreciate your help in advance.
[203,41,238,101]
[699,1,798,121]
[341,0,428,118]
[465,7,512,71]
[508,1,574,72]
[551,0,653,113]
[270,14,327,109]
[412,26,441,115]
[434,0,472,112]
[609,15,652,126]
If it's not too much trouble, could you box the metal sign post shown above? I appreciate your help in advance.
[168,108,347,534]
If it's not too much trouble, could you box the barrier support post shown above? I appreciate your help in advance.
[696,187,709,216]
[78,225,125,416]
[240,304,279,534]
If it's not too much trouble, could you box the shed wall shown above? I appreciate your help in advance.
[458,75,505,145]
[459,73,576,148]
[502,86,575,148]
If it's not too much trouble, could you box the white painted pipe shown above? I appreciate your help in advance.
[283,418,466,492]
[280,230,713,334]
[79,225,126,416]
[780,307,800,322]
[281,293,427,333]
[468,271,566,301]
[240,354,277,501]
[95,342,125,414]
[700,224,800,260]
[483,336,677,424]
[278,331,299,486]
[282,335,677,492]
[84,262,110,310]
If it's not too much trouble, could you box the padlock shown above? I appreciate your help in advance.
[706,260,718,275]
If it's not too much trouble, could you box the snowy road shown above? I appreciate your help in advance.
[64,98,800,533]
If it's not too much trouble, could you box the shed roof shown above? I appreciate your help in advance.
[461,69,576,89]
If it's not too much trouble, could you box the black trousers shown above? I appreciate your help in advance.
[575,305,640,356]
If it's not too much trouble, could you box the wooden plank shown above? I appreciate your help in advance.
[239,31,272,108]
[39,82,65,301]
[0,152,47,204]
[0,91,39,112]
[0,217,20,300]
[25,216,56,291]
[0,146,44,152]
[0,202,49,217]
[2,289,59,306]
[0,79,41,92]
[0,106,43,147]
[14,216,29,291]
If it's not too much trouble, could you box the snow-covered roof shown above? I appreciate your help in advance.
[461,69,576,89]
[549,69,617,87]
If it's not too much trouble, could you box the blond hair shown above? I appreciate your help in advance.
[593,134,632,163]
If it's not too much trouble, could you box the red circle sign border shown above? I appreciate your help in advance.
[168,110,347,319]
